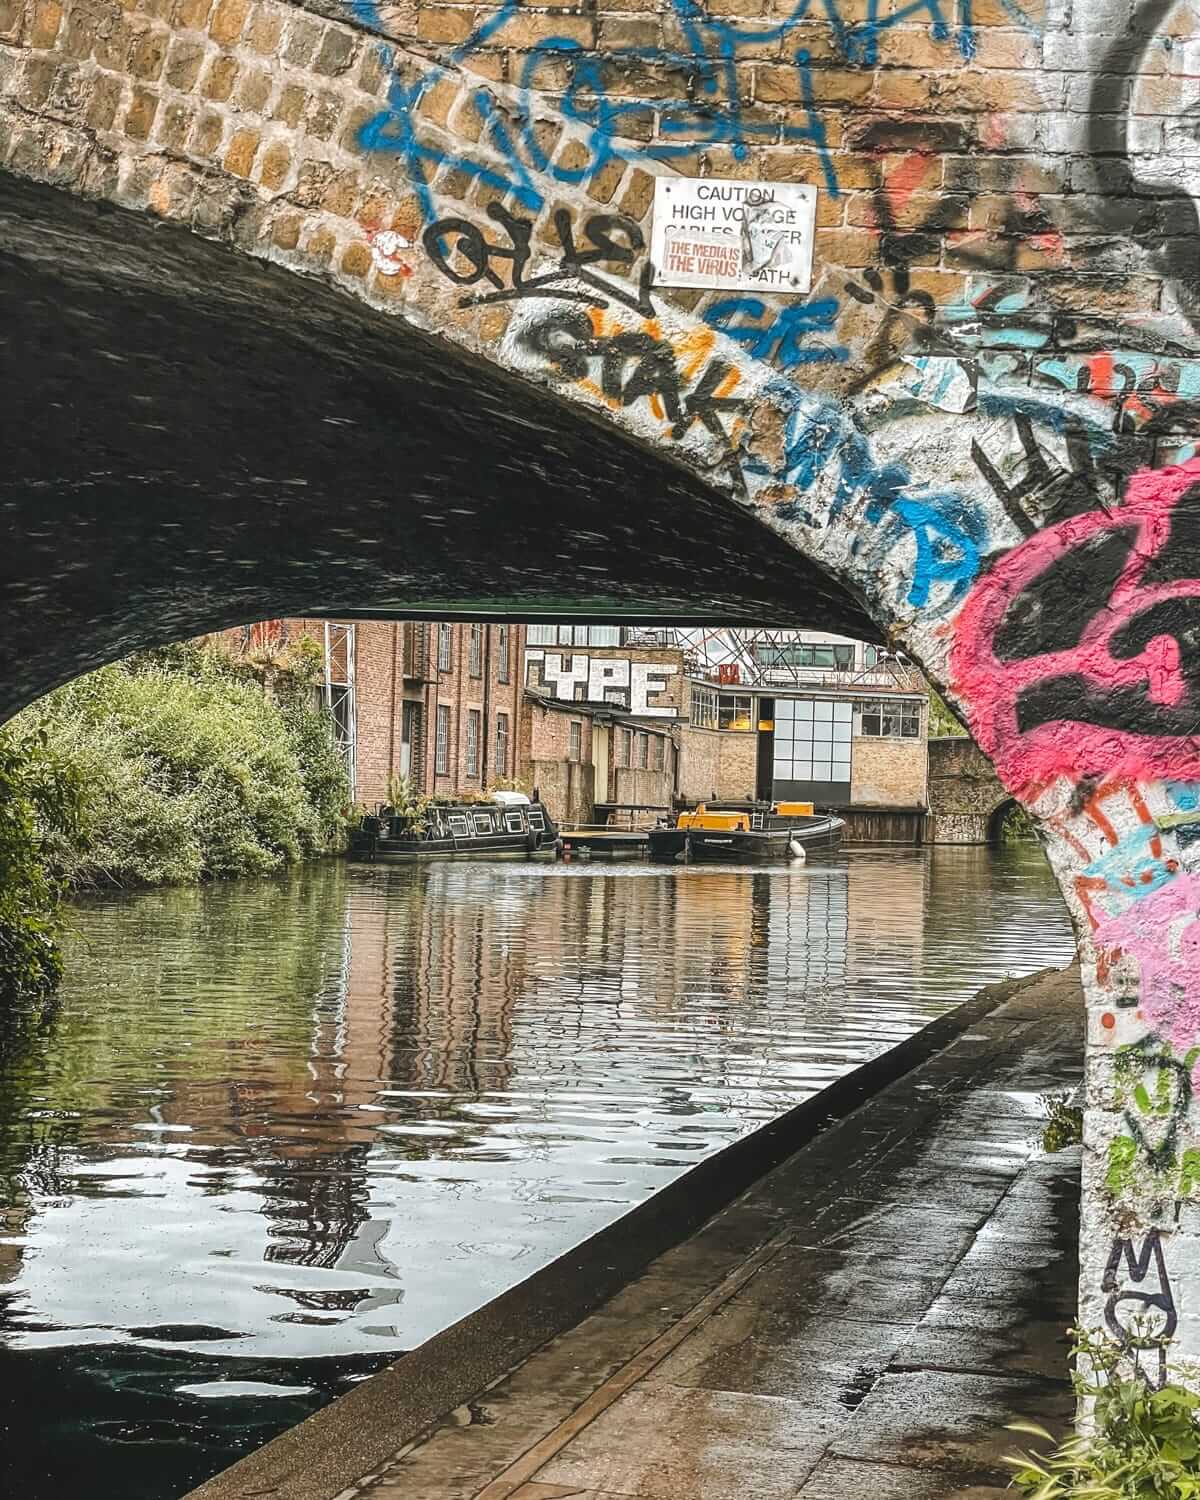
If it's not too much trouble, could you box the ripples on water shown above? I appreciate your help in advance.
[0,846,1073,1498]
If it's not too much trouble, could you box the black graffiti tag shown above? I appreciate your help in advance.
[423,203,655,316]
[1104,1230,1178,1389]
[517,308,748,492]
[994,481,1200,741]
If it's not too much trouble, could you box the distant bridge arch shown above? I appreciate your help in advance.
[926,737,1012,846]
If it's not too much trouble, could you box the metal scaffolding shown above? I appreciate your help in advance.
[621,627,923,694]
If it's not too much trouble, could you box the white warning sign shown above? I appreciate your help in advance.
[650,178,817,294]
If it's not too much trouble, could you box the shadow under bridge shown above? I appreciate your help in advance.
[0,175,878,721]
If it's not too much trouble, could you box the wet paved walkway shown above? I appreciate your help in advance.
[347,964,1082,1500]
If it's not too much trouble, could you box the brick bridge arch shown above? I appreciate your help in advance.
[4,0,1200,1398]
[927,735,1012,844]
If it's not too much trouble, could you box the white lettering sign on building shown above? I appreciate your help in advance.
[525,652,678,718]
[650,178,817,294]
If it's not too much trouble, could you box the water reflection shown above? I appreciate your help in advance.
[0,847,1073,1498]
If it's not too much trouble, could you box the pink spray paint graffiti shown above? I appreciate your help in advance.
[1093,875,1200,1058]
[949,458,1200,1346]
[950,460,1200,799]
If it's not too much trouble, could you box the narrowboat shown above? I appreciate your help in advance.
[350,792,559,862]
[648,802,846,863]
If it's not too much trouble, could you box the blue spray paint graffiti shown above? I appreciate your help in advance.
[864,493,985,609]
[745,379,989,611]
[350,0,989,224]
[1162,783,1200,847]
[703,297,849,367]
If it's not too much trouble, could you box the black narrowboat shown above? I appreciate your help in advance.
[350,794,559,862]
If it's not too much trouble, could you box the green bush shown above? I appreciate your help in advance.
[13,642,349,890]
[928,687,967,738]
[0,726,84,1003]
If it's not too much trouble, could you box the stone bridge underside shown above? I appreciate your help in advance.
[0,175,875,718]
[5,0,1200,1422]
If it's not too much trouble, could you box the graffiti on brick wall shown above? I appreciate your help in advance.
[945,458,1200,1262]
[1088,3,1200,333]
[525,651,679,716]
[701,297,848,369]
[348,0,998,224]
[424,204,654,315]
[950,465,1200,793]
[511,303,751,494]
[499,275,995,614]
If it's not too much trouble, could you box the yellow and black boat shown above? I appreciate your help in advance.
[648,802,845,863]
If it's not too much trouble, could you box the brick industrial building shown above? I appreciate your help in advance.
[218,618,526,805]
[220,621,930,837]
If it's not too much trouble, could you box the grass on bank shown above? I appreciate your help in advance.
[0,638,350,1002]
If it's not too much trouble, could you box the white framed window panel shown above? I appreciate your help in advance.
[773,699,852,785]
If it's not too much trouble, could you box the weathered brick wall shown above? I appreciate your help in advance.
[526,696,591,820]
[530,757,593,824]
[677,725,757,802]
[611,762,671,808]
[849,732,927,808]
[924,732,1012,842]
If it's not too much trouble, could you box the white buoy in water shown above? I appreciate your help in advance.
[788,838,806,861]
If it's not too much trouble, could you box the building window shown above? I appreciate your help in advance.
[637,732,648,768]
[692,685,718,730]
[859,699,922,738]
[620,727,632,765]
[468,623,483,677]
[755,641,856,671]
[497,625,510,683]
[719,694,754,731]
[402,622,428,678]
[773,698,853,789]
[401,701,423,784]
[467,708,481,776]
[569,720,582,762]
[528,624,621,647]
[653,736,665,772]
[435,704,450,775]
[495,712,509,775]
[437,623,452,673]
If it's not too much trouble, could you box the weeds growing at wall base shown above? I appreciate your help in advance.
[1007,1330,1200,1498]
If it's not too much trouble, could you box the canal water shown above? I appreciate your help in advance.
[0,846,1073,1499]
